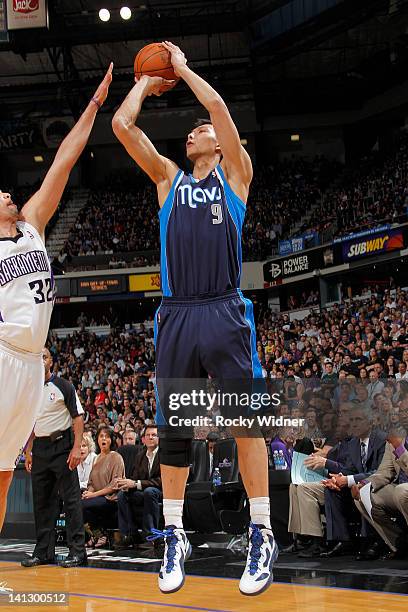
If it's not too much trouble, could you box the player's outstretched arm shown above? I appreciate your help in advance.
[162,41,252,189]
[112,76,179,190]
[21,63,113,237]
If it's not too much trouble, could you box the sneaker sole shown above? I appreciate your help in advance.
[239,541,279,597]
[159,541,192,594]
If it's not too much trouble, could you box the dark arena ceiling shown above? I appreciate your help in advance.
[1,0,408,119]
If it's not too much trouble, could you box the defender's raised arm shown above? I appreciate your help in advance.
[21,64,113,237]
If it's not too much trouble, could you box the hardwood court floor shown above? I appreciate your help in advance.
[0,561,407,612]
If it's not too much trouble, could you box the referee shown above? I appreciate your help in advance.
[21,349,87,568]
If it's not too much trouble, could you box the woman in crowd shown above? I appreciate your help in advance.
[82,426,125,548]
[359,368,368,383]
[77,433,97,492]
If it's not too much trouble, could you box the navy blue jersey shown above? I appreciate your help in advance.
[159,165,246,297]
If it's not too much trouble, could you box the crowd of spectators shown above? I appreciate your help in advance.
[43,284,408,556]
[285,290,320,311]
[45,286,408,443]
[56,156,340,268]
[302,135,408,240]
[55,133,408,270]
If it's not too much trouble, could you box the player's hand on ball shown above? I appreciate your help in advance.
[137,75,177,96]
[92,62,113,107]
[161,41,187,77]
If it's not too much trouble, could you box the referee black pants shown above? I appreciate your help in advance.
[32,430,85,559]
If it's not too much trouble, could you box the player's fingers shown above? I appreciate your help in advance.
[165,40,179,51]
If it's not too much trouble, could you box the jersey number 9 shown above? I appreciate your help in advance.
[211,203,223,225]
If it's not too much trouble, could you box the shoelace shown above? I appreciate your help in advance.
[147,527,179,572]
[248,523,264,575]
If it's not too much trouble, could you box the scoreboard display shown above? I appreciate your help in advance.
[77,276,126,296]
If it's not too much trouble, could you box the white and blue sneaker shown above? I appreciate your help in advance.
[147,525,192,593]
[239,523,279,596]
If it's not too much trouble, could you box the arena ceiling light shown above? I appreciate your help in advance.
[291,134,300,142]
[120,7,132,20]
[34,155,44,163]
[99,8,111,22]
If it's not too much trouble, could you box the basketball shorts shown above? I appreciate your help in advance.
[154,289,264,435]
[0,341,44,471]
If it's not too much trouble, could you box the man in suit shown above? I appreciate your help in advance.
[321,404,386,557]
[353,405,408,558]
[114,424,161,549]
[289,433,351,558]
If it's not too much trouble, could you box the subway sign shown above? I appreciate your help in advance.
[342,229,404,262]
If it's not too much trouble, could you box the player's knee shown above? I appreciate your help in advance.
[159,438,192,467]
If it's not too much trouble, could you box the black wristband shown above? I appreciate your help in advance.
[91,97,101,109]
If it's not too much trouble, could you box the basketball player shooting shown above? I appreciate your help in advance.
[0,64,113,534]
[113,42,277,596]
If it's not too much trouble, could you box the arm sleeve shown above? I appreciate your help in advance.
[325,459,341,473]
[107,453,125,488]
[57,378,84,418]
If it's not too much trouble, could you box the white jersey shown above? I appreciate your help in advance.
[0,221,54,353]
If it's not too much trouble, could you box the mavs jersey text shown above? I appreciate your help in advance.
[0,221,53,470]
[160,165,243,298]
[155,165,262,430]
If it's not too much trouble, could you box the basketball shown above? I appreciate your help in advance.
[134,43,176,80]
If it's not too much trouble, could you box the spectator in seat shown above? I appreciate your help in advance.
[114,425,162,551]
[118,428,140,478]
[82,427,125,548]
[353,404,408,559]
[321,405,386,558]
[77,433,97,492]
[289,422,351,558]
[321,359,338,386]
[367,370,385,402]
[270,427,293,469]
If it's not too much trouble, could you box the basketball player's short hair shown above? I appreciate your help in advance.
[193,118,213,129]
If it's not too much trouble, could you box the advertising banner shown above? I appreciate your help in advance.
[6,0,48,30]
[333,224,390,244]
[129,273,161,292]
[341,229,404,262]
[278,231,318,256]
[263,250,322,286]
[0,121,41,151]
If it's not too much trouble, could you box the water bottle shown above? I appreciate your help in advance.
[273,450,280,470]
[278,450,287,470]
[212,467,222,487]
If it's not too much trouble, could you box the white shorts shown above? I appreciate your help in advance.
[0,341,44,471]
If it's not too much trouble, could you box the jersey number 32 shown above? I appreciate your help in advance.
[29,278,54,304]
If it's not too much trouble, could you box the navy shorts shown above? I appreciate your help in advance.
[154,289,263,432]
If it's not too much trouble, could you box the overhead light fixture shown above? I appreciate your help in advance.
[99,8,110,22]
[291,134,300,142]
[120,6,132,20]
[240,138,248,145]
[34,155,44,162]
